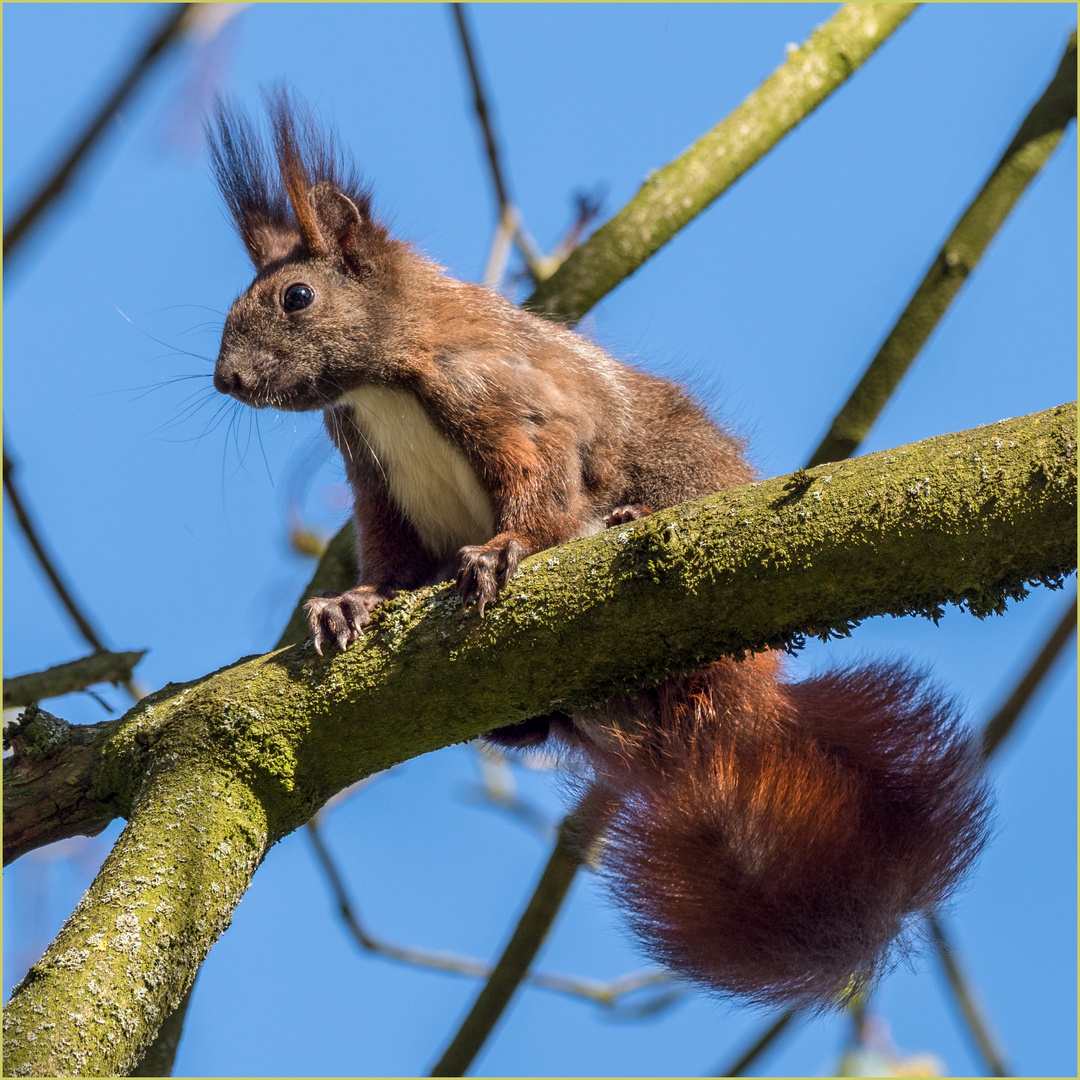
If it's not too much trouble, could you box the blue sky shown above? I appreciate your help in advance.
[3,4,1076,1077]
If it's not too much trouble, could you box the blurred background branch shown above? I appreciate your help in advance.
[808,28,1077,467]
[3,650,145,711]
[3,3,195,263]
[3,446,146,702]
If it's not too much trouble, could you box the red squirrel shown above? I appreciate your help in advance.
[210,100,990,1007]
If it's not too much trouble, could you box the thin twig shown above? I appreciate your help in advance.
[449,3,510,214]
[981,590,1077,760]
[482,205,517,291]
[448,3,547,283]
[4,448,107,651]
[3,448,145,702]
[428,812,589,1075]
[714,1009,797,1077]
[4,650,146,710]
[3,4,195,261]
[306,813,669,1010]
[927,916,1011,1076]
[807,28,1077,466]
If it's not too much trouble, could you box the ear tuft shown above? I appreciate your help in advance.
[208,90,376,270]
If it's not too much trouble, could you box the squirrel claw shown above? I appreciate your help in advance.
[605,504,652,527]
[456,537,527,615]
[304,585,392,654]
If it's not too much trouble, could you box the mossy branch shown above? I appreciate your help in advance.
[2,403,1075,1077]
[808,28,1077,466]
[525,3,917,322]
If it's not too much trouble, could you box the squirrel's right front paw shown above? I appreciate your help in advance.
[304,586,394,654]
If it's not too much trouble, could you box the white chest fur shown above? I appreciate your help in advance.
[339,386,496,557]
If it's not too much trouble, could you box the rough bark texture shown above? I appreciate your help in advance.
[3,708,126,865]
[3,402,1075,1077]
[526,3,917,322]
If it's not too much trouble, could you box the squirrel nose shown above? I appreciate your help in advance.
[214,365,248,398]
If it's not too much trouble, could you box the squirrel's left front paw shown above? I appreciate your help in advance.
[304,585,393,654]
[456,536,527,616]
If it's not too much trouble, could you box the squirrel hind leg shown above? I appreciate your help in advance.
[577,659,992,1008]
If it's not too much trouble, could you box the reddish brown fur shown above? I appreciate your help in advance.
[565,657,990,1005]
[211,100,992,1007]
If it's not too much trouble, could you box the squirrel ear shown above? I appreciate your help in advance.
[308,184,369,275]
[245,221,300,269]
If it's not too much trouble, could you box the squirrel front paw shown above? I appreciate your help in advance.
[304,585,395,654]
[456,536,527,616]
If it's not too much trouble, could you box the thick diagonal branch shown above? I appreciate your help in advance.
[808,29,1077,467]
[525,3,917,322]
[3,402,1075,1077]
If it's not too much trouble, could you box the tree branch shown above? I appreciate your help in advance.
[309,811,672,1011]
[981,589,1077,759]
[4,447,145,702]
[3,707,126,866]
[525,3,918,322]
[808,29,1077,466]
[927,915,1011,1077]
[2,403,1074,1076]
[715,1009,798,1077]
[4,650,146,711]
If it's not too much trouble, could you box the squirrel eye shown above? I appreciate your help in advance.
[282,283,314,313]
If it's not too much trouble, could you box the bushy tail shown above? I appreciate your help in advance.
[570,655,992,1008]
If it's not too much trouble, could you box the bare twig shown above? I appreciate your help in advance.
[4,650,146,710]
[808,28,1077,466]
[482,205,517,291]
[429,807,605,1076]
[449,3,509,213]
[927,916,1011,1076]
[981,590,1077,760]
[448,3,547,284]
[3,4,195,261]
[3,448,107,651]
[306,812,671,1010]
[715,1009,797,1076]
[3,447,145,702]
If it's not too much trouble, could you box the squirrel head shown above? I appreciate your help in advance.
[209,95,411,411]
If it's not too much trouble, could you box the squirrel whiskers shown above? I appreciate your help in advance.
[210,95,992,1008]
